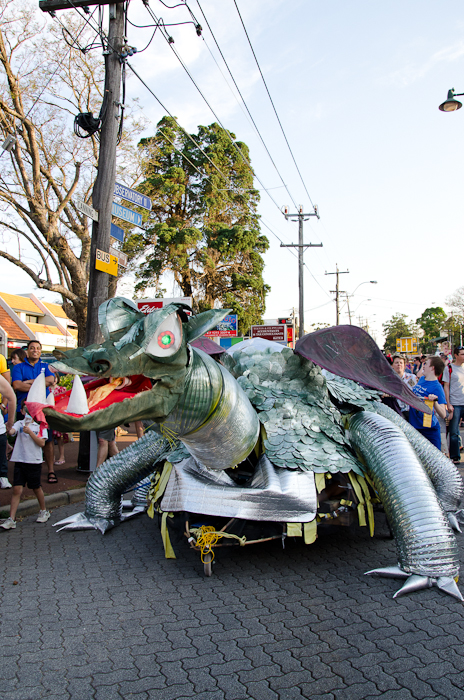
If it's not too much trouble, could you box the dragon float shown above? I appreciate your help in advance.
[26,298,464,599]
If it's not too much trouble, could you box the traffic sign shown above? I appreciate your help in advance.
[251,325,286,342]
[95,248,118,277]
[114,182,152,211]
[75,199,98,221]
[112,202,143,227]
[110,223,124,243]
[109,246,128,268]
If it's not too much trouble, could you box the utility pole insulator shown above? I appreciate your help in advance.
[325,265,349,325]
[280,208,322,340]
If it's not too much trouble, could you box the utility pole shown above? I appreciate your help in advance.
[325,265,349,325]
[86,3,125,345]
[281,205,321,339]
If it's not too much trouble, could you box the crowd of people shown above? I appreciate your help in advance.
[384,342,464,461]
[0,340,144,531]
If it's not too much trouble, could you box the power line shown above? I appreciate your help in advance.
[195,0,299,210]
[232,0,316,211]
[141,2,288,216]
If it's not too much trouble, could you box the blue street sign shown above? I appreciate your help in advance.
[110,223,125,243]
[112,202,143,227]
[114,182,152,211]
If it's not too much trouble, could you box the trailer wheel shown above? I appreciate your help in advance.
[203,551,213,576]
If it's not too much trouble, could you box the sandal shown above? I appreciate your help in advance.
[54,459,65,465]
[47,472,58,483]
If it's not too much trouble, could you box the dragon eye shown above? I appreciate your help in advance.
[158,331,175,348]
[145,312,183,359]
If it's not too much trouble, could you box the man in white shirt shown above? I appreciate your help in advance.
[443,346,464,464]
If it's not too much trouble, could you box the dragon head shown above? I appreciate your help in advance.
[40,298,230,433]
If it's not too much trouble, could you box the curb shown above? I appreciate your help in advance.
[0,487,86,518]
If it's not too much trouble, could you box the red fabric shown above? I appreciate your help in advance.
[24,401,49,438]
[52,375,152,417]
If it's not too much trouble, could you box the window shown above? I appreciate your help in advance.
[26,315,39,323]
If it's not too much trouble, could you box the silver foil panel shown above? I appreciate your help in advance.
[373,402,464,514]
[349,410,459,579]
[160,454,317,522]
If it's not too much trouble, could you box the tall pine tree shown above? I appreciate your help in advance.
[126,116,270,335]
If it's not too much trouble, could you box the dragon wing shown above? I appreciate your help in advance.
[222,345,363,475]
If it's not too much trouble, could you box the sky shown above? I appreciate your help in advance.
[3,0,464,344]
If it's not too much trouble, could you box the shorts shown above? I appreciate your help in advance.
[96,428,116,442]
[14,462,43,489]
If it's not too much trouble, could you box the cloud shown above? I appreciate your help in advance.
[383,42,464,87]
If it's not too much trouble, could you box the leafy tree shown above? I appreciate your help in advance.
[0,1,141,343]
[416,307,447,352]
[126,116,270,335]
[382,313,417,353]
[446,286,464,317]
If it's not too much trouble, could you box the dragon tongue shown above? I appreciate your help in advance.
[66,375,90,415]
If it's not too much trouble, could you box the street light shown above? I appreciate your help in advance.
[344,281,377,324]
[439,88,464,112]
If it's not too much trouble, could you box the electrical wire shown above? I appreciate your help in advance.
[232,0,317,212]
[45,3,330,289]
[195,0,299,211]
[141,2,288,215]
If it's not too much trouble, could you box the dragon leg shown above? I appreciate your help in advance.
[373,402,464,531]
[55,432,174,534]
[348,410,462,600]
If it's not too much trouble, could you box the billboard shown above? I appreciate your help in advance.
[251,325,286,342]
[204,315,238,338]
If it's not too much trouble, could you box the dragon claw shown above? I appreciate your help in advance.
[365,565,463,601]
[53,512,116,534]
[448,512,462,533]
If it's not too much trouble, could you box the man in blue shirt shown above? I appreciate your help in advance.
[12,340,54,412]
[409,356,447,449]
[12,340,57,483]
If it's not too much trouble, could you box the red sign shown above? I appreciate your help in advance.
[136,300,163,314]
[251,325,286,342]
[136,297,192,315]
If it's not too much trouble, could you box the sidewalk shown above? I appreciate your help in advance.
[0,426,139,515]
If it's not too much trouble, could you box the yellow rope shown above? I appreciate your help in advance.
[190,525,247,562]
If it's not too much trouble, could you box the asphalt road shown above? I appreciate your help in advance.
[1,502,464,700]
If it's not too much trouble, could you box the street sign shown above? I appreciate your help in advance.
[112,202,143,227]
[110,223,124,243]
[95,249,118,277]
[136,297,193,314]
[251,325,286,342]
[205,315,238,338]
[75,199,98,221]
[114,182,152,211]
[109,246,128,268]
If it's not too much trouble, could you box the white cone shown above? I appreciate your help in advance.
[46,392,55,406]
[27,371,47,404]
[66,375,90,415]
